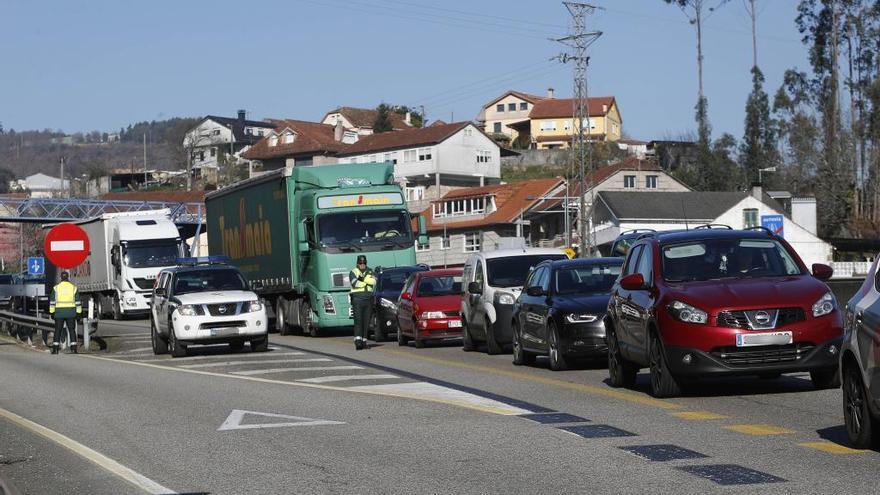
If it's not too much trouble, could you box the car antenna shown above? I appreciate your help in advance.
[680,197,689,230]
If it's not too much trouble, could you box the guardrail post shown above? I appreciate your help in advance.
[84,298,93,351]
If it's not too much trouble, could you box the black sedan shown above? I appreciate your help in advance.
[370,264,430,341]
[512,257,623,370]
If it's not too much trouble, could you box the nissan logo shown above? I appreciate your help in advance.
[218,305,227,314]
[754,310,771,325]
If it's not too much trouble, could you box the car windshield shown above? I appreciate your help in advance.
[317,210,412,247]
[487,255,567,288]
[661,238,802,282]
[173,269,247,295]
[379,271,412,293]
[417,275,462,297]
[555,263,622,295]
[124,242,179,268]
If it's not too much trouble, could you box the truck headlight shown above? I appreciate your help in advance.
[565,313,598,324]
[496,292,516,305]
[380,298,397,310]
[178,305,197,316]
[812,292,836,317]
[421,311,445,319]
[246,301,263,313]
[667,300,707,324]
[323,295,336,314]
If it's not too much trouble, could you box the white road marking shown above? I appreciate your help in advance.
[134,351,305,363]
[231,365,363,376]
[348,382,532,415]
[118,346,153,354]
[298,374,399,384]
[217,409,344,431]
[50,240,84,251]
[0,406,176,494]
[179,358,332,369]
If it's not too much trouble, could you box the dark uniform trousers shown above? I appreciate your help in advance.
[351,293,373,341]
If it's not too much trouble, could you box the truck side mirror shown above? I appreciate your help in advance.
[154,287,166,297]
[417,215,428,246]
[297,222,309,253]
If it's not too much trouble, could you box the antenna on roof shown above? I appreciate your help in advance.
[680,197,689,231]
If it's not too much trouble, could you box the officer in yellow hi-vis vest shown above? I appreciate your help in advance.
[49,271,82,354]
[349,254,376,350]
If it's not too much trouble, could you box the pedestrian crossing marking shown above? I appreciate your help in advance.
[671,411,728,421]
[230,365,363,376]
[348,382,532,416]
[179,358,331,369]
[298,374,399,383]
[798,441,868,454]
[724,424,795,435]
[135,351,305,363]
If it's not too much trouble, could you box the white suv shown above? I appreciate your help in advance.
[150,258,268,357]
[461,249,568,354]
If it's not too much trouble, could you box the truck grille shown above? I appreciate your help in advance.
[710,343,815,366]
[133,278,156,290]
[206,303,241,316]
[716,308,805,329]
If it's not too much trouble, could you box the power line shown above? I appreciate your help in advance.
[364,0,569,30]
[415,60,553,105]
[418,62,560,109]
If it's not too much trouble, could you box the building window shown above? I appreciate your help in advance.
[416,239,430,252]
[645,175,658,189]
[432,196,488,218]
[508,103,516,111]
[284,132,295,144]
[493,122,502,133]
[743,208,759,229]
[383,152,397,165]
[404,150,416,162]
[464,127,473,137]
[212,129,221,136]
[464,232,481,252]
[418,148,432,161]
[540,121,557,131]
[624,175,636,188]
[520,102,528,111]
[563,120,571,131]
[245,128,252,135]
[198,151,205,161]
[441,235,451,250]
[210,148,216,157]
[496,104,504,112]
[269,135,278,147]
[612,122,619,135]
[405,186,425,201]
[476,150,492,163]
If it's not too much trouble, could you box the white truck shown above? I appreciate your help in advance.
[67,209,185,319]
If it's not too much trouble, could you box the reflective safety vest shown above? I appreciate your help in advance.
[50,281,82,315]
[349,267,376,294]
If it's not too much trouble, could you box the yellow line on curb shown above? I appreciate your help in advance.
[0,406,175,494]
[724,424,795,435]
[376,347,683,410]
[798,441,869,454]
[671,411,729,421]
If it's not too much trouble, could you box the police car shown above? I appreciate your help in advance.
[150,256,268,357]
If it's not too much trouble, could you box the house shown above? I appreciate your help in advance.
[242,119,349,171]
[336,121,504,210]
[478,89,548,144]
[183,110,276,179]
[417,177,566,267]
[10,173,70,198]
[320,107,412,137]
[590,187,831,267]
[509,95,623,149]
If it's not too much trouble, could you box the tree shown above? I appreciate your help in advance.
[741,66,779,185]
[373,103,393,133]
[393,105,425,128]
[217,150,247,187]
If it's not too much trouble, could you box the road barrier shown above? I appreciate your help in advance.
[0,302,98,350]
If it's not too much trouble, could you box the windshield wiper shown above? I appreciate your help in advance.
[332,240,362,251]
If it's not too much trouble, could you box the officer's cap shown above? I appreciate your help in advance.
[357,255,367,264]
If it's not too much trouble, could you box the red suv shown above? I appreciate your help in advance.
[606,227,842,398]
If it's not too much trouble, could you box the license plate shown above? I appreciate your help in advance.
[448,320,462,328]
[736,331,792,347]
[210,328,239,337]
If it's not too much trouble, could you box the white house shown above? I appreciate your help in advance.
[320,107,412,136]
[183,110,275,179]
[11,173,70,198]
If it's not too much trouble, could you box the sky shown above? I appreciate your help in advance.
[1,0,810,142]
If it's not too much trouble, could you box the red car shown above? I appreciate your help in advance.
[397,269,464,348]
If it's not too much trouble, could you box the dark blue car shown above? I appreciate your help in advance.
[370,264,430,341]
[512,257,624,370]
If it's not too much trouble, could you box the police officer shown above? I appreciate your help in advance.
[48,271,81,354]
[349,254,376,350]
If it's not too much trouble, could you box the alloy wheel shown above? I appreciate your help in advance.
[845,367,865,439]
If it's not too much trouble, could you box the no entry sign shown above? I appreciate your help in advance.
[44,223,91,269]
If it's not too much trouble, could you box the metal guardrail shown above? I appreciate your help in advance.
[0,310,97,348]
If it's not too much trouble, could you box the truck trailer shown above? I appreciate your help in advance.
[66,209,185,319]
[205,162,426,336]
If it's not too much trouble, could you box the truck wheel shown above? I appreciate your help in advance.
[276,299,290,336]
[485,317,503,355]
[302,302,319,337]
[111,295,122,321]
[150,318,167,355]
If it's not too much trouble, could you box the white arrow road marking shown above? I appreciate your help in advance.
[218,409,344,431]
[50,240,85,251]
[179,358,331,369]
[230,365,362,376]
[298,374,398,383]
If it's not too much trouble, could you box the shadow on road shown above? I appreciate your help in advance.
[601,373,821,398]
[816,425,880,453]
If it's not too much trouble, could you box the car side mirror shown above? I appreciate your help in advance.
[526,286,545,297]
[154,287,166,297]
[252,281,264,291]
[401,292,412,300]
[468,281,482,295]
[812,263,833,280]
[620,273,646,290]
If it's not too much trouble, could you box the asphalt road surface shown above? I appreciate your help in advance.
[1,318,875,494]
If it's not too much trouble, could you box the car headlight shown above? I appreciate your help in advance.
[380,298,397,310]
[323,294,336,314]
[812,292,836,317]
[177,305,197,316]
[667,300,708,324]
[496,292,516,305]
[565,313,599,324]
[246,300,263,313]
[421,311,445,319]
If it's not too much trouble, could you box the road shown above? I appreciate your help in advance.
[0,318,875,494]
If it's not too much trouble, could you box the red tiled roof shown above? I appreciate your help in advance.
[483,90,547,109]
[539,157,664,210]
[338,122,472,156]
[243,120,347,160]
[529,96,616,119]
[422,177,564,232]
[322,107,411,130]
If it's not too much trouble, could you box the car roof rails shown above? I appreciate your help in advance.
[693,224,732,230]
[620,228,656,236]
[635,232,659,241]
[744,226,775,236]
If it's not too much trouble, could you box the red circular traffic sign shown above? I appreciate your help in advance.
[44,223,91,269]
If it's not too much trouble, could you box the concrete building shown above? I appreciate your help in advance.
[242,119,349,171]
[320,107,412,137]
[183,110,275,179]
[11,173,70,198]
[508,95,622,149]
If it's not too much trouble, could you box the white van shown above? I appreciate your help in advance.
[461,248,568,354]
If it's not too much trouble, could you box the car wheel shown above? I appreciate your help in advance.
[462,318,476,352]
[648,331,681,398]
[229,341,245,352]
[372,313,386,342]
[169,325,187,358]
[843,364,878,448]
[150,318,167,355]
[811,368,841,389]
[607,327,636,388]
[302,301,319,337]
[485,317,503,355]
[512,321,535,366]
[548,323,568,371]
[251,337,269,352]
[397,318,410,346]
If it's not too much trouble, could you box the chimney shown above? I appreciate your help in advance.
[750,182,763,201]
[404,112,411,125]
[237,109,246,121]
[602,104,608,113]
[791,197,818,235]
[334,119,344,142]
[547,87,555,99]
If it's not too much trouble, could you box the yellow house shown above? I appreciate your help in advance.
[478,90,548,144]
[511,96,622,149]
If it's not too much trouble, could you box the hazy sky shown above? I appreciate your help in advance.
[2,0,809,141]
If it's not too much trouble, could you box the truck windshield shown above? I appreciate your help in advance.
[124,241,180,268]
[486,255,567,288]
[173,269,248,295]
[317,210,412,247]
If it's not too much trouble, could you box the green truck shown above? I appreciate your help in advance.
[205,162,426,336]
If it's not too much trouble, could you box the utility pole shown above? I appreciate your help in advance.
[554,2,601,257]
[59,156,66,198]
[143,132,148,189]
